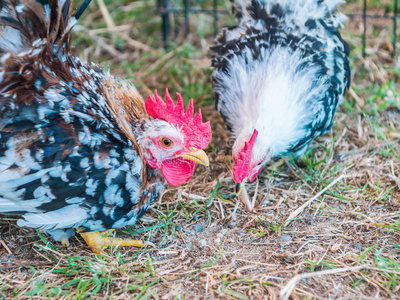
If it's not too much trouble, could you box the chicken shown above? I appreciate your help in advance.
[0,0,212,253]
[211,0,350,210]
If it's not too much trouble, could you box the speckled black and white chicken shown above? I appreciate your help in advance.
[0,0,212,253]
[211,0,350,204]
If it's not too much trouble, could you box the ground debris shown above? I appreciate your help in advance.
[1,1,400,299]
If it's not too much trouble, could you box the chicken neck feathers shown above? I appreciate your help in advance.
[212,0,350,159]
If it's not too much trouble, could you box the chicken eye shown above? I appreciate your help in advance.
[161,138,173,147]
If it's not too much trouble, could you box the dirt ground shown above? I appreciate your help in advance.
[1,0,400,299]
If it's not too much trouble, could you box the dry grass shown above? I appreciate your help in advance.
[1,0,400,299]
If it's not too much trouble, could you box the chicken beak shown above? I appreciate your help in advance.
[235,178,247,195]
[176,148,209,167]
[235,182,243,195]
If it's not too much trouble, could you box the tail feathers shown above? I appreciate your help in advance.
[0,0,75,54]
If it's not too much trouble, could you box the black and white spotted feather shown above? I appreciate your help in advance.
[0,0,164,243]
[212,0,350,165]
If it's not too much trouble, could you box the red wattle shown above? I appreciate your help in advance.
[161,158,195,187]
[146,157,159,169]
[233,129,259,183]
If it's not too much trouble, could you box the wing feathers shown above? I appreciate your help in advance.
[17,204,88,229]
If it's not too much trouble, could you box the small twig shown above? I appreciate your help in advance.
[144,45,185,75]
[283,158,312,190]
[217,199,225,219]
[280,266,362,300]
[97,0,115,29]
[316,242,331,265]
[337,141,398,160]
[96,0,153,54]
[0,239,12,255]
[313,195,326,217]
[118,32,156,54]
[348,86,364,108]
[296,239,318,254]
[88,34,121,56]
[285,174,346,225]
[250,178,259,210]
[239,184,253,213]
[96,0,153,55]
[230,200,240,219]
[87,24,131,34]
[181,191,208,201]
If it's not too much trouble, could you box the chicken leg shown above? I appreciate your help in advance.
[79,229,144,254]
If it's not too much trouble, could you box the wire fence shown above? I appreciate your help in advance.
[158,0,399,58]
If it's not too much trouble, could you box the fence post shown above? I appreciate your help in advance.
[362,0,367,58]
[161,0,170,48]
[394,0,398,58]
[183,0,189,37]
[213,0,218,36]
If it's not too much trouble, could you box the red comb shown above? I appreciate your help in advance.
[145,89,212,149]
[233,129,258,183]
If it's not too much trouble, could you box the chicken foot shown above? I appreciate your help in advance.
[79,229,146,254]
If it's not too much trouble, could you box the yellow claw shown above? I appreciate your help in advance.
[60,239,70,247]
[78,229,145,254]
[270,158,286,168]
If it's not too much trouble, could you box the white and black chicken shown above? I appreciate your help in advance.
[0,0,212,253]
[211,0,350,208]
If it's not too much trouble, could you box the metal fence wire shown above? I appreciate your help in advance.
[158,0,399,58]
